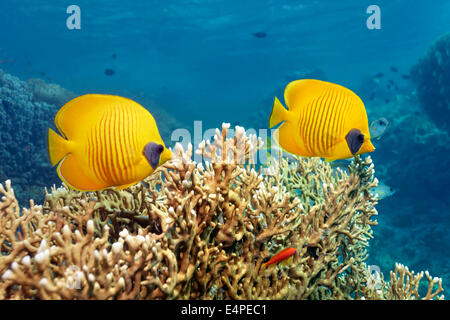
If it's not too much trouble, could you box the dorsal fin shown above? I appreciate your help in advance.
[54,94,139,140]
[284,79,330,111]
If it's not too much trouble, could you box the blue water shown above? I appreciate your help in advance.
[1,0,450,298]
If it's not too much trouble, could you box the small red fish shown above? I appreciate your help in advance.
[261,247,296,270]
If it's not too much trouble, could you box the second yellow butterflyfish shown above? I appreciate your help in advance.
[269,79,375,161]
[47,94,172,191]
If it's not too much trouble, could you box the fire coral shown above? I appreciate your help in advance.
[0,124,444,300]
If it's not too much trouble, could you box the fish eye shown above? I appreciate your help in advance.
[358,134,364,143]
[390,187,393,191]
[379,120,384,125]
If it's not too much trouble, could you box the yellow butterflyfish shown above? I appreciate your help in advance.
[47,94,172,191]
[269,79,375,161]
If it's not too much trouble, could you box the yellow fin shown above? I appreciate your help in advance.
[54,94,136,140]
[284,79,329,111]
[114,181,138,190]
[57,154,105,191]
[275,121,304,155]
[269,97,289,128]
[47,128,70,166]
[260,262,269,271]
[281,256,293,266]
[272,128,293,155]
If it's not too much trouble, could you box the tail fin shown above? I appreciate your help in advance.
[260,262,268,271]
[269,97,289,128]
[47,128,69,166]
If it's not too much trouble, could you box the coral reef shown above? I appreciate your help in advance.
[411,32,450,130]
[0,123,444,300]
[26,78,76,107]
[0,69,60,204]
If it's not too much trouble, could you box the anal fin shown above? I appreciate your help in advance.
[114,181,138,190]
[57,154,105,191]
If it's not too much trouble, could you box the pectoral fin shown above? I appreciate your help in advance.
[114,181,138,190]
[281,256,293,266]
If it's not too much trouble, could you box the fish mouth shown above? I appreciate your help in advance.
[365,140,376,153]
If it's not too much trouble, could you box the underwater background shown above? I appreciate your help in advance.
[0,0,449,297]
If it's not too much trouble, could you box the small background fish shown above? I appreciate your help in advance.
[370,117,389,140]
[104,68,115,76]
[261,247,296,270]
[371,182,396,200]
[252,31,267,38]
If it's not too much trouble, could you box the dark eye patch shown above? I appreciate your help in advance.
[346,129,365,155]
[143,142,164,169]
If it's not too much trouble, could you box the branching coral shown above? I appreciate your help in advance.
[386,263,444,300]
[356,263,444,300]
[26,78,76,107]
[0,69,60,204]
[0,123,444,300]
